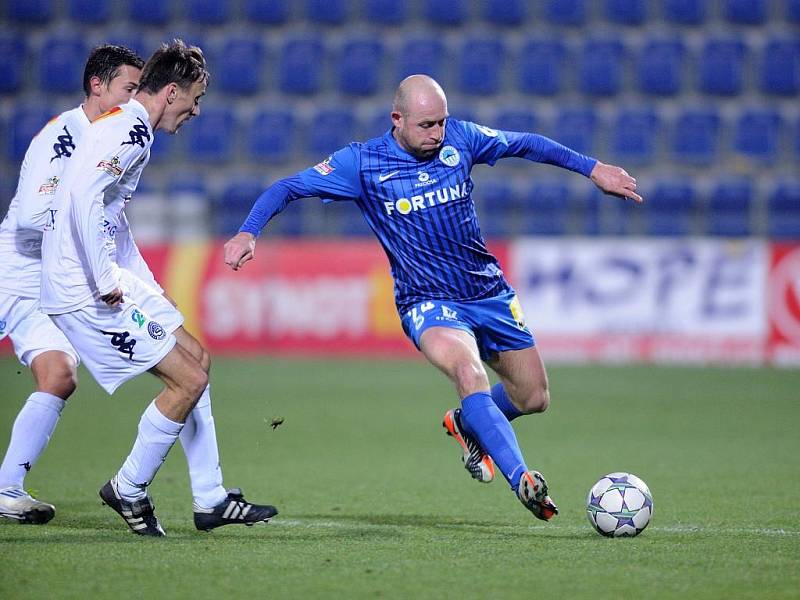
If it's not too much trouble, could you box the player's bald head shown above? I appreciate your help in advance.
[392,75,447,116]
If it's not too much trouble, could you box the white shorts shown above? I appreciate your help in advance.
[0,292,79,367]
[49,270,184,395]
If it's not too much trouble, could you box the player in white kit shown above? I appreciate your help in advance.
[0,45,144,524]
[40,40,277,536]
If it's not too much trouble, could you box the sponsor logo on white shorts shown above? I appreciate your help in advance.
[147,321,166,340]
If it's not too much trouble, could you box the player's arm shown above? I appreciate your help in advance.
[503,132,642,202]
[15,121,66,231]
[67,135,147,303]
[115,209,164,294]
[225,146,362,270]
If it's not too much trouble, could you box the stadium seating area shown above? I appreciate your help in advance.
[1,0,798,239]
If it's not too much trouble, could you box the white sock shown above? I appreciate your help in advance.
[116,401,183,501]
[180,385,227,508]
[0,392,65,489]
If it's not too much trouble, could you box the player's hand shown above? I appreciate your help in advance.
[100,287,124,307]
[224,232,256,271]
[590,161,643,203]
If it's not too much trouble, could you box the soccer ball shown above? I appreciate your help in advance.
[586,472,653,537]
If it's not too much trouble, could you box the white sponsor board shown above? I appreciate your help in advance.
[510,238,768,363]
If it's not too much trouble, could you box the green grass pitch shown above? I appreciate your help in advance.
[0,356,798,599]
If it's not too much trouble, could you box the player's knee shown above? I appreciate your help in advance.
[520,385,550,414]
[35,360,78,400]
[186,367,209,401]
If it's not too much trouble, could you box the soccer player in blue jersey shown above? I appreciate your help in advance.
[224,75,642,521]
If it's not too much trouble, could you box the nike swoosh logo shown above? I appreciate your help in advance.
[378,170,400,182]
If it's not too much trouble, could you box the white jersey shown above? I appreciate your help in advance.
[41,99,161,314]
[0,106,91,299]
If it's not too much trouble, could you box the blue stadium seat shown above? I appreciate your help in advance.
[522,180,572,236]
[279,36,324,95]
[305,0,348,24]
[0,34,26,94]
[723,0,767,24]
[698,38,747,96]
[306,108,356,157]
[707,177,753,237]
[579,39,625,97]
[760,37,800,96]
[645,182,696,236]
[336,202,372,237]
[7,0,53,23]
[459,38,505,96]
[604,0,647,24]
[362,110,391,140]
[733,108,782,162]
[364,0,408,25]
[476,179,515,237]
[768,180,800,240]
[672,108,721,164]
[543,0,586,26]
[104,31,149,61]
[69,0,111,23]
[147,131,177,164]
[243,0,290,24]
[424,0,468,26]
[247,109,295,163]
[482,0,527,25]
[338,38,384,96]
[214,179,266,237]
[216,36,265,96]
[611,108,659,165]
[790,0,800,21]
[637,38,686,96]
[518,38,567,96]
[184,107,235,163]
[553,107,599,156]
[493,107,537,134]
[40,35,87,94]
[398,36,447,82]
[128,0,172,24]
[185,0,230,24]
[662,0,707,24]
[8,106,53,162]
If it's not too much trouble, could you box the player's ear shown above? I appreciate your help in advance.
[165,83,178,104]
[390,110,403,129]
[88,75,104,97]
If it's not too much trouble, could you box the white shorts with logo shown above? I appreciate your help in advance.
[0,291,80,367]
[49,270,184,395]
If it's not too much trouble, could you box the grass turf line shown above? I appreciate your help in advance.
[0,357,798,599]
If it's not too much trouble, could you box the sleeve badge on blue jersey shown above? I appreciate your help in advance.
[96,156,123,177]
[313,155,335,176]
[475,124,498,138]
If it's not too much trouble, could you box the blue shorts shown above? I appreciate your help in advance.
[400,290,535,361]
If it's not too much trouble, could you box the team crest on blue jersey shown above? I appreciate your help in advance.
[314,156,335,176]
[439,145,460,167]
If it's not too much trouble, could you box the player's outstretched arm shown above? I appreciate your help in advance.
[590,161,643,203]
[224,232,256,271]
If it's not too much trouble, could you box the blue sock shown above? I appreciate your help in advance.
[460,391,528,490]
[491,383,523,422]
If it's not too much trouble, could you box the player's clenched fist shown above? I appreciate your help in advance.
[224,231,257,271]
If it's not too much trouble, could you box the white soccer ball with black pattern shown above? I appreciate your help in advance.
[586,472,653,537]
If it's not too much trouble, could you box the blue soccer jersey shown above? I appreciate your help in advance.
[240,119,596,314]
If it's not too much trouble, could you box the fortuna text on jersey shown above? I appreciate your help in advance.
[383,180,471,216]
